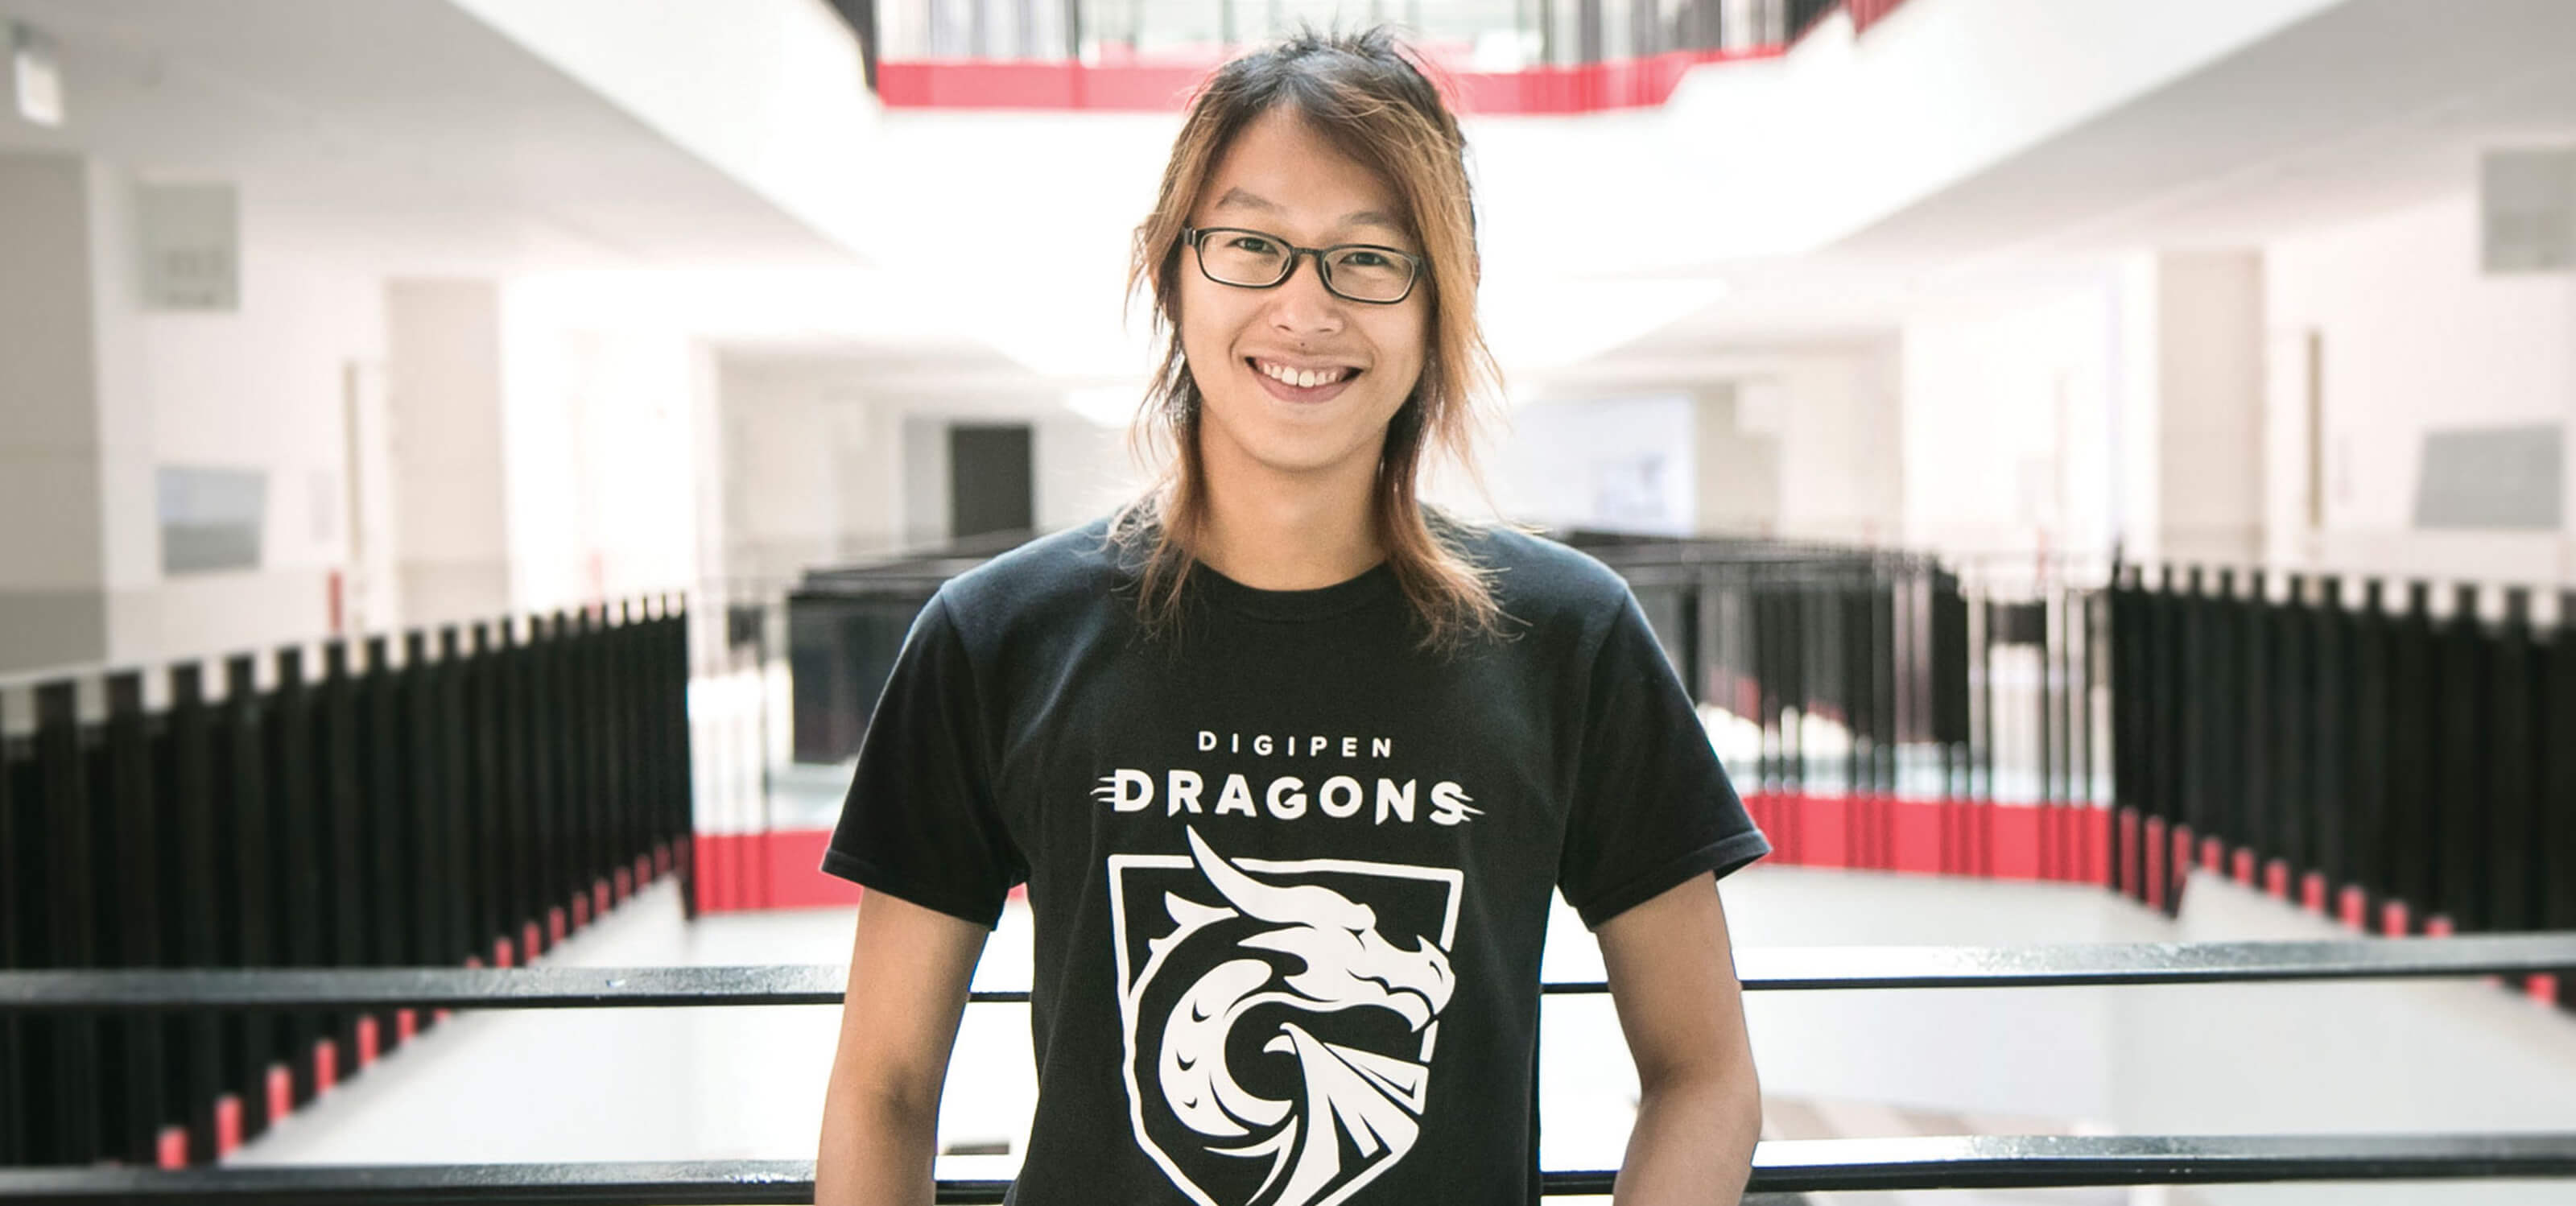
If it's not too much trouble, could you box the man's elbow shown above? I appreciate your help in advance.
[1639,1054,1762,1146]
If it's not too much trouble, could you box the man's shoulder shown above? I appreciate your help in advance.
[934,516,1130,638]
[1447,518,1636,622]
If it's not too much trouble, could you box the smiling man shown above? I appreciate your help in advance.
[816,24,1773,1206]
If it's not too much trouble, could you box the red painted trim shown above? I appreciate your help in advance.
[2382,898,2411,936]
[266,1063,292,1125]
[689,795,2123,915]
[2337,884,2368,931]
[2116,809,2139,896]
[158,1123,189,1169]
[875,44,1785,114]
[2533,973,2560,1006]
[2144,817,2167,910]
[356,1015,379,1068]
[2169,824,2194,902]
[2231,847,2256,886]
[2299,870,2328,915]
[1847,0,1918,35]
[312,1038,338,1095]
[214,1093,242,1157]
[397,1007,418,1043]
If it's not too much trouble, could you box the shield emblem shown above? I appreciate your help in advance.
[1108,828,1463,1206]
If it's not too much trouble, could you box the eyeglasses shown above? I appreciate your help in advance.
[1180,226,1423,305]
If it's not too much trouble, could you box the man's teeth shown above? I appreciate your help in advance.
[1257,361,1349,389]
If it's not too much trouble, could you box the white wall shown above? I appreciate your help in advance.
[718,358,1141,576]
[2264,190,2576,584]
[387,280,510,629]
[1694,384,1782,536]
[1901,276,2124,568]
[1773,346,1905,545]
[85,166,388,669]
[1491,394,1700,535]
[720,357,905,585]
[499,279,710,617]
[2153,250,2268,567]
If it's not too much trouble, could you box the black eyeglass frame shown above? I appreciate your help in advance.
[1179,225,1425,305]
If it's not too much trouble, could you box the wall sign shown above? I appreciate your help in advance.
[138,182,241,312]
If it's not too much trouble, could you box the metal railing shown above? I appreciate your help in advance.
[853,0,1859,71]
[0,602,694,1168]
[4,934,2574,1200]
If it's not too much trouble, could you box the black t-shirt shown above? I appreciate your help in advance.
[821,516,1769,1205]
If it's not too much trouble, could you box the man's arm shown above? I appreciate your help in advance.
[1597,871,1763,1205]
[816,887,992,1206]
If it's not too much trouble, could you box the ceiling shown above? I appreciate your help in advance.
[10,0,2575,407]
[0,0,854,273]
[1611,0,2576,370]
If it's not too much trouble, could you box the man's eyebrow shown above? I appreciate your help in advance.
[1210,188,1405,237]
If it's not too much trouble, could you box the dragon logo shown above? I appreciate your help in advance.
[1108,828,1463,1206]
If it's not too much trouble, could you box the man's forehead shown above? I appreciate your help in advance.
[1208,186,1405,237]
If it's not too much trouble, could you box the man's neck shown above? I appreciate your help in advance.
[1192,447,1384,592]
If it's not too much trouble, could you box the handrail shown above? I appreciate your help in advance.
[5,1133,2574,1201]
[7,935,2569,1012]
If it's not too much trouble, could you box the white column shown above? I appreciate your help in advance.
[386,279,513,626]
[0,152,107,671]
[2150,250,2267,568]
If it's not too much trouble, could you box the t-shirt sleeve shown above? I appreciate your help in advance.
[818,592,1025,928]
[1557,585,1772,930]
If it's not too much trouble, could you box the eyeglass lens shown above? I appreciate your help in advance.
[1198,230,1414,303]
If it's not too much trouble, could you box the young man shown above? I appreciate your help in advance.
[817,27,1770,1206]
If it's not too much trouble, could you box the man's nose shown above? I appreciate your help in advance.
[1267,252,1344,332]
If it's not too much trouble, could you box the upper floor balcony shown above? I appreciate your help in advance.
[844,0,1917,111]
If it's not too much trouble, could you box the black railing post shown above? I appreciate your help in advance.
[2347,580,2393,931]
[103,670,165,1164]
[2549,591,2576,1015]
[0,689,20,1167]
[35,680,101,1163]
[270,646,326,1106]
[2436,584,2487,931]
[2389,584,2436,928]
[2488,589,2539,945]
[361,636,408,1056]
[319,642,366,1076]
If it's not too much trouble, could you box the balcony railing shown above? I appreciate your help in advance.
[832,0,1914,111]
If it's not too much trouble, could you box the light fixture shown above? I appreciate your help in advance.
[12,22,63,128]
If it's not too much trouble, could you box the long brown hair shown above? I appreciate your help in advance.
[1109,23,1509,652]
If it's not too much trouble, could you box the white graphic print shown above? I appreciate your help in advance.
[1109,828,1462,1206]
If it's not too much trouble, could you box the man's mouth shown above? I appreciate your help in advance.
[1248,357,1360,388]
[1247,357,1362,401]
